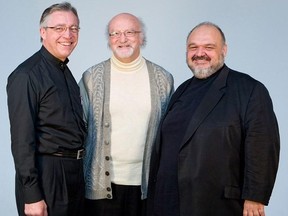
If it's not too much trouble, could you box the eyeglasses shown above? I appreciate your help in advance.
[109,30,141,38]
[44,25,80,34]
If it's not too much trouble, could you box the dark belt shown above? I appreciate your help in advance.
[51,149,85,160]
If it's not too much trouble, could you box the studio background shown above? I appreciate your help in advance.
[0,0,287,215]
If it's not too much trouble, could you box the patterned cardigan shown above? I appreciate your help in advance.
[78,58,174,200]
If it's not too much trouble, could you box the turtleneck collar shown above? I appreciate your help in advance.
[111,54,145,73]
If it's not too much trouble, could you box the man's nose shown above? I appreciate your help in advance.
[195,47,205,56]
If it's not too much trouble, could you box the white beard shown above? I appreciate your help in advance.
[114,47,134,59]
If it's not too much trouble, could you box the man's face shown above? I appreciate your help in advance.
[108,14,143,63]
[40,11,79,61]
[186,25,227,79]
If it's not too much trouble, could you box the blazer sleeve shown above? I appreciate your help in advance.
[241,81,280,205]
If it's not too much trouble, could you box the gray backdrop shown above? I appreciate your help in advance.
[1,0,287,215]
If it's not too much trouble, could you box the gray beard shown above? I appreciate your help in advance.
[191,61,224,79]
[193,67,215,79]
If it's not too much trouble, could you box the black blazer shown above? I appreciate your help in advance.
[147,65,280,216]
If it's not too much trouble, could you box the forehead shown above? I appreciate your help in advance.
[109,15,140,30]
[46,11,78,25]
[188,25,222,45]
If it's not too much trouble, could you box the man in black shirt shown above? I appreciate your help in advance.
[7,2,86,216]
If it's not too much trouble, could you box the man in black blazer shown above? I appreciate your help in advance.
[147,22,280,216]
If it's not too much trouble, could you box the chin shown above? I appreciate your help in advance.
[116,53,133,59]
[192,67,213,79]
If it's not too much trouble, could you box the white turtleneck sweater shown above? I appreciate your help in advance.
[110,54,151,185]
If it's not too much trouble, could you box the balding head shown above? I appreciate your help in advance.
[106,13,147,63]
[106,13,146,47]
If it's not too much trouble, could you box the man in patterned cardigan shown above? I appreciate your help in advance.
[78,13,174,216]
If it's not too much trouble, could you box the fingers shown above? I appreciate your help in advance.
[243,200,265,216]
[243,210,265,216]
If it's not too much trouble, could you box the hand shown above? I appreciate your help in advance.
[24,200,48,216]
[243,200,265,216]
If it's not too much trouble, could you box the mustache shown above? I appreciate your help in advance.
[192,55,211,61]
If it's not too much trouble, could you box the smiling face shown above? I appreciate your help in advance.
[186,24,227,79]
[108,13,143,63]
[40,11,79,61]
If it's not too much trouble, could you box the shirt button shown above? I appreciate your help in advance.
[104,122,110,127]
[107,194,112,199]
[107,187,111,192]
[105,156,110,161]
[105,171,110,176]
[104,140,109,145]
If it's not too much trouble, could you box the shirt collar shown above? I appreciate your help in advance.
[40,46,69,71]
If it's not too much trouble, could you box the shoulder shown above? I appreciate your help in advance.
[7,50,42,87]
[10,50,41,74]
[225,66,257,83]
[80,59,110,92]
[83,59,110,74]
[145,59,171,75]
[227,67,266,89]
[145,59,174,84]
[225,66,270,98]
[82,59,109,79]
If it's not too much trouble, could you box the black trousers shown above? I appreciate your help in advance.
[85,183,146,216]
[16,155,85,216]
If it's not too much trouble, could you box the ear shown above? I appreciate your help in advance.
[40,27,46,41]
[139,32,145,47]
[222,43,228,57]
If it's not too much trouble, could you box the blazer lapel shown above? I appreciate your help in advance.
[180,66,230,150]
[154,78,192,154]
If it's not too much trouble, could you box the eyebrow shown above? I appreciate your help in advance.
[188,42,217,47]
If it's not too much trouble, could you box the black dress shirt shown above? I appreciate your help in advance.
[7,46,86,202]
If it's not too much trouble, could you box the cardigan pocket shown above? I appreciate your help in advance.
[224,186,242,199]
